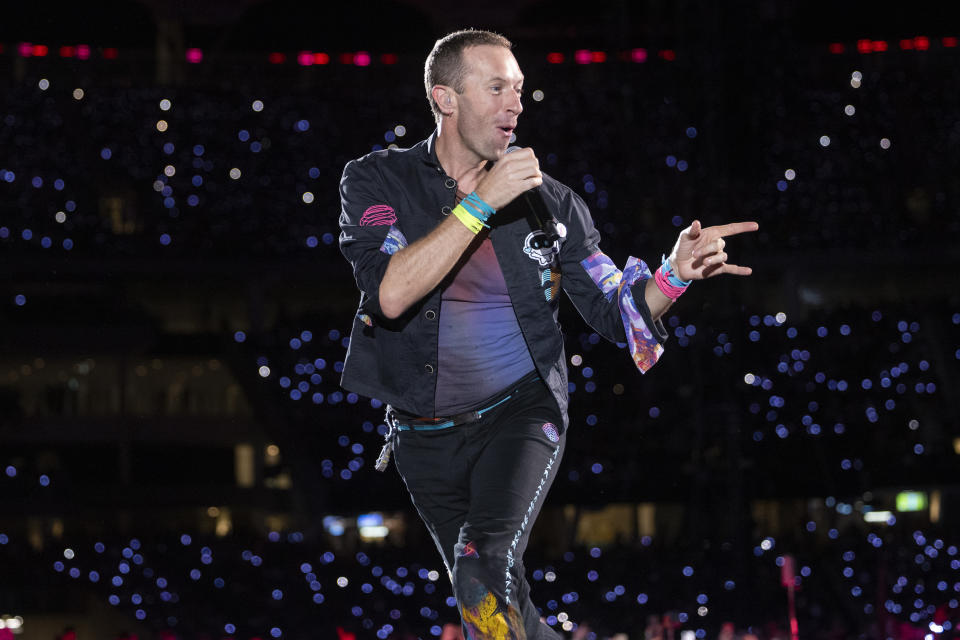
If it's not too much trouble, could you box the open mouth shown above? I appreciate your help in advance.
[498,126,515,137]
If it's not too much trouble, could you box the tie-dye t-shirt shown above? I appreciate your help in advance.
[435,238,536,415]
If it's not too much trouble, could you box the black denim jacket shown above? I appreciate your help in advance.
[338,131,668,426]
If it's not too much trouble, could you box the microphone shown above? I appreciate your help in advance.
[503,146,566,245]
[523,188,566,245]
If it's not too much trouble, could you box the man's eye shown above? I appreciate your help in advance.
[491,86,501,92]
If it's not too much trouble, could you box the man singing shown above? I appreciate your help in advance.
[338,29,757,639]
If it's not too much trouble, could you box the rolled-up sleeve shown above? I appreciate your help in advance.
[552,183,668,373]
[339,158,409,319]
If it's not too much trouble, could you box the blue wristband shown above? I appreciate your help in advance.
[661,255,692,287]
[464,191,496,217]
[459,198,490,223]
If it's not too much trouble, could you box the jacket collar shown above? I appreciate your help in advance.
[420,129,441,168]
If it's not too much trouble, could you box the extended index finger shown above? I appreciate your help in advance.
[709,221,759,238]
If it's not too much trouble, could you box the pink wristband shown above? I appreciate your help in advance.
[654,265,689,300]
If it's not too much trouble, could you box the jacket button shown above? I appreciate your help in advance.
[425,309,437,320]
[441,206,451,216]
[424,364,435,374]
[444,178,456,189]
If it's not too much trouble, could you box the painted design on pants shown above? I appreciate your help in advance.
[541,423,559,443]
[505,444,560,606]
[579,251,664,373]
[460,587,525,640]
[379,225,408,255]
[356,313,373,327]
[460,541,479,559]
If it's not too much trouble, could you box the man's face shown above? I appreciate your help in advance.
[452,45,524,162]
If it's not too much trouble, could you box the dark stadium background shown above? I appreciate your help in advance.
[1,1,959,638]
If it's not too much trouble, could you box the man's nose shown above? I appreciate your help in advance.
[508,91,523,114]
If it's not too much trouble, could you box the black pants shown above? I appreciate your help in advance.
[393,377,566,640]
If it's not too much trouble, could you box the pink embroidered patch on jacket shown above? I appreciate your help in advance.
[360,204,397,226]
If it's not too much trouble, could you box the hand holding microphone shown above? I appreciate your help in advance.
[474,147,542,212]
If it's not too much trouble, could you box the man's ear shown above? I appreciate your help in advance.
[432,85,456,117]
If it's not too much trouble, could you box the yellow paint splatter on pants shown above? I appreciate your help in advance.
[461,591,525,640]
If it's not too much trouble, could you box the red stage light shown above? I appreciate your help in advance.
[574,49,591,64]
[871,40,888,52]
[102,47,119,59]
[546,52,564,64]
[828,42,845,54]
[268,52,286,64]
[60,45,76,57]
[354,51,371,66]
[944,36,959,48]
[18,42,32,57]
[590,50,606,63]
[32,44,48,57]
[314,52,330,64]
[631,48,648,63]
[380,53,398,65]
[856,39,872,53]
[77,44,91,60]
[658,49,676,61]
[900,39,913,50]
[340,52,354,65]
[185,48,202,63]
[913,36,929,51]
[297,51,313,65]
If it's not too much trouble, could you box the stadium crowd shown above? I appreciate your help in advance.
[1,37,959,640]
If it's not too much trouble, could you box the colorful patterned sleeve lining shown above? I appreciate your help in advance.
[580,251,664,373]
[378,225,408,255]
